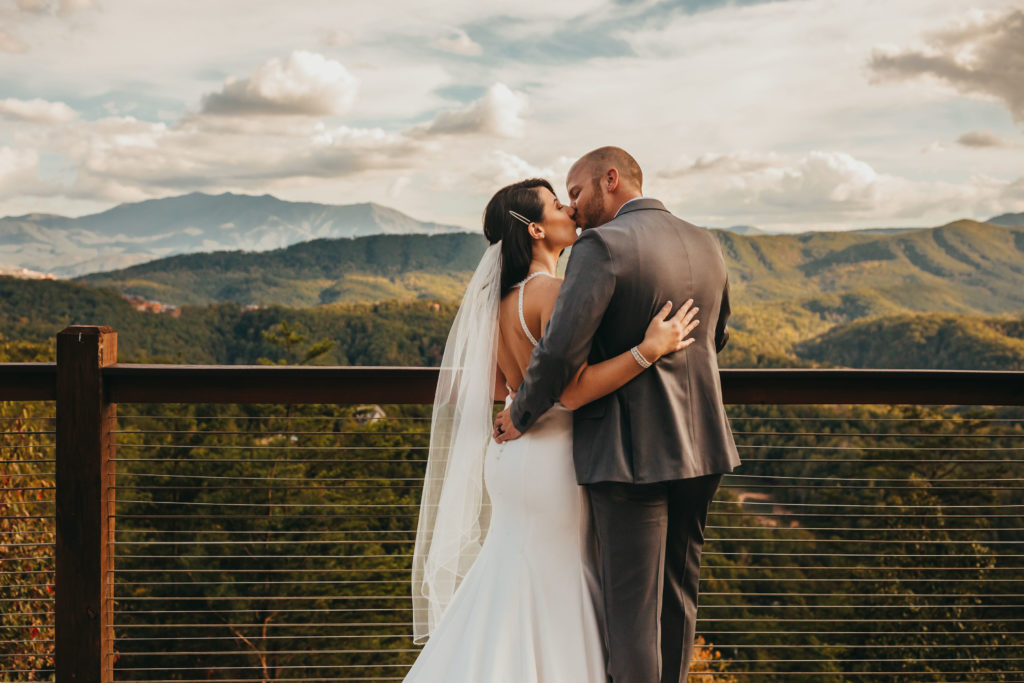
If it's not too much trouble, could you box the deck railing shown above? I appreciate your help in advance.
[1,324,1023,682]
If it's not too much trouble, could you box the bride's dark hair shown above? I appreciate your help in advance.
[483,178,553,296]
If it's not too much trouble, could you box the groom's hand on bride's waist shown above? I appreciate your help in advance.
[493,408,523,443]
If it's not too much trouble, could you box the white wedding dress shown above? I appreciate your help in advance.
[404,273,607,683]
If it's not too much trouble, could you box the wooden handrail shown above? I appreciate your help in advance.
[0,362,56,400]
[1,362,1022,405]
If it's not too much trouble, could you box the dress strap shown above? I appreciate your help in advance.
[515,271,557,347]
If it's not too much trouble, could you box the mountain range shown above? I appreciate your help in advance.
[80,218,1024,315]
[4,191,1020,280]
[0,192,467,278]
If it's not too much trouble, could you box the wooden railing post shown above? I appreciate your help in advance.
[56,326,117,683]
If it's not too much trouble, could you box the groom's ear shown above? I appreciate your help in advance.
[605,168,621,193]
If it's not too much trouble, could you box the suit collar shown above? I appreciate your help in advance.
[614,197,668,218]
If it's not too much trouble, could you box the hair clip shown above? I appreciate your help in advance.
[508,210,532,226]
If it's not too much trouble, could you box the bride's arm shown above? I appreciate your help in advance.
[552,299,699,411]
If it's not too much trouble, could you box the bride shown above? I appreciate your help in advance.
[407,178,700,682]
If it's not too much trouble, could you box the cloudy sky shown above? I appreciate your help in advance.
[1,0,1022,231]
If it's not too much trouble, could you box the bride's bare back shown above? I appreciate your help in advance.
[496,275,562,396]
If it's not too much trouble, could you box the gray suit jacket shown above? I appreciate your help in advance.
[510,198,740,484]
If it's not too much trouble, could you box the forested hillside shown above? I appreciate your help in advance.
[81,233,486,306]
[4,276,1022,370]
[80,220,1024,318]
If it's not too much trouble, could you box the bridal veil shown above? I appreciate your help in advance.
[411,242,502,643]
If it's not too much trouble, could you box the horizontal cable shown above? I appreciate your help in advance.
[112,608,412,614]
[702,538,1024,545]
[114,472,422,482]
[117,649,419,657]
[695,617,1024,622]
[115,553,410,560]
[114,500,416,508]
[114,579,406,587]
[708,511,1024,517]
[700,577,1024,583]
[697,628,1024,635]
[733,429,1023,437]
[735,444,1024,451]
[726,473,1024,482]
[733,457,1024,463]
[118,444,429,451]
[113,458,425,464]
[116,634,409,642]
[726,416,1024,422]
[697,604,1024,609]
[114,655,1024,664]
[685,673,1024,678]
[113,529,417,535]
[113,540,412,546]
[728,483,1024,490]
[113,429,427,435]
[112,568,410,574]
[117,414,433,421]
[107,525,1022,535]
[111,484,421,491]
[704,564,1024,571]
[107,537,1024,546]
[112,679,405,683]
[114,621,413,629]
[713,500,1024,508]
[114,595,408,602]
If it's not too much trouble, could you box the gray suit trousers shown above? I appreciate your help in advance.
[587,474,722,683]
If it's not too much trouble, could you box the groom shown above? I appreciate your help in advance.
[493,146,740,683]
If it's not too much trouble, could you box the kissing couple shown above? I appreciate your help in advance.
[406,146,740,683]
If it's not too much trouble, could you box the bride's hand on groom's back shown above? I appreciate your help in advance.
[637,299,700,363]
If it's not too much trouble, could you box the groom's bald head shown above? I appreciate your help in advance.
[566,146,644,230]
[570,146,643,193]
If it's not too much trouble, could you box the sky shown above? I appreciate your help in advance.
[0,0,1022,231]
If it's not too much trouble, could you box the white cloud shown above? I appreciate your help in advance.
[654,149,1024,229]
[0,97,77,123]
[433,28,482,56]
[491,150,555,184]
[416,83,528,138]
[199,51,359,117]
[869,8,1024,121]
[10,112,427,205]
[0,147,47,196]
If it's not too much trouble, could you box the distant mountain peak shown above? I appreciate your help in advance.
[0,192,470,278]
[987,212,1024,227]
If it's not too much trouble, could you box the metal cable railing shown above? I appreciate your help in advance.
[0,411,56,679]
[93,404,1024,681]
[2,338,1024,683]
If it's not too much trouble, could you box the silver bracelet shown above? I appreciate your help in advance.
[630,346,652,369]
